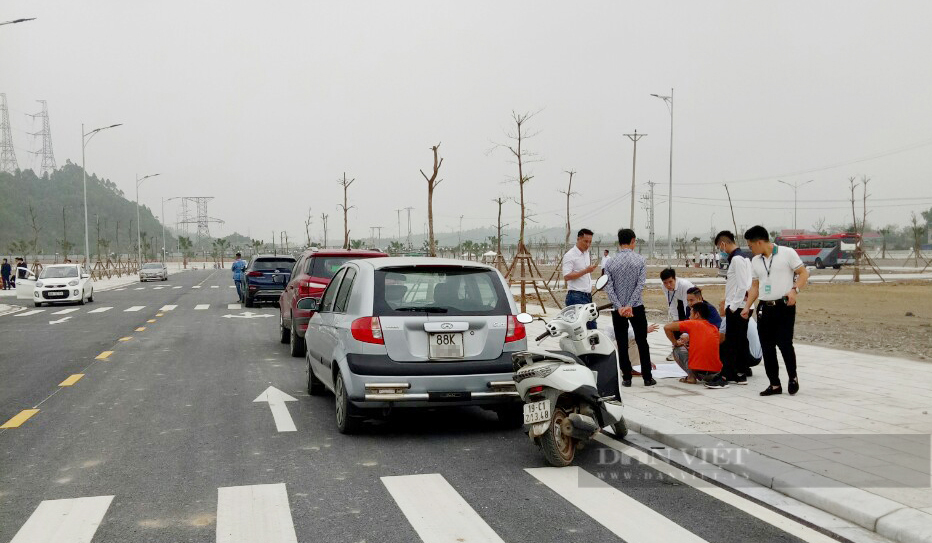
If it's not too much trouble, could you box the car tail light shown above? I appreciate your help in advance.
[351,317,384,344]
[505,315,526,343]
[246,271,262,277]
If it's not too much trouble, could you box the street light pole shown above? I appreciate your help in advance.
[651,88,674,266]
[777,179,814,230]
[81,123,121,265]
[135,173,160,265]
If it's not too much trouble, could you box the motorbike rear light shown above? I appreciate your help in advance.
[505,315,526,343]
[529,386,544,394]
[351,316,384,344]
[246,271,263,277]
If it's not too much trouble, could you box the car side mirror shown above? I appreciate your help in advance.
[595,274,609,291]
[515,312,533,324]
[81,274,90,279]
[297,297,320,311]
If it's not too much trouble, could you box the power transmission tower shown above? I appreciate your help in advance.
[0,93,18,173]
[623,130,646,229]
[179,197,224,254]
[404,206,414,249]
[395,208,402,241]
[27,100,56,176]
[371,226,383,249]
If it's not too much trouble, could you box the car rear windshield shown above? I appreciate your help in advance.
[252,258,295,271]
[373,267,510,316]
[308,256,353,279]
[40,267,79,279]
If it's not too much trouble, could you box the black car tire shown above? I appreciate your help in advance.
[34,302,42,307]
[279,312,289,344]
[88,292,94,303]
[334,372,363,434]
[78,291,86,305]
[289,315,306,357]
[307,358,326,396]
[815,258,825,269]
[244,295,254,308]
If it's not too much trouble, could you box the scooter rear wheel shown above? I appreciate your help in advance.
[539,407,576,466]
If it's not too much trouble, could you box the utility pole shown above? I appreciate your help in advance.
[395,208,402,242]
[623,130,646,229]
[405,207,414,249]
[651,89,674,265]
[27,100,56,176]
[0,94,18,174]
[777,179,814,230]
[457,215,464,255]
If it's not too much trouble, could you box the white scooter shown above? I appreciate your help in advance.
[513,275,627,467]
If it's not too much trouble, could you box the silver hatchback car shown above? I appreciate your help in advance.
[303,257,528,433]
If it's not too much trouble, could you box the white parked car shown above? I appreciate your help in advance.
[139,262,169,281]
[19,264,95,307]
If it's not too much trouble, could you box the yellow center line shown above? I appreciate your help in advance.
[59,374,84,387]
[95,351,114,360]
[147,319,156,323]
[135,327,146,332]
[1,409,39,429]
[119,336,132,342]
[156,313,164,317]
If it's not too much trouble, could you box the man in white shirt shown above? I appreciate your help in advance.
[741,225,809,397]
[715,230,754,385]
[599,249,611,276]
[562,228,598,330]
[660,268,694,360]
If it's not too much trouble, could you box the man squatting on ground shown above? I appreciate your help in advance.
[660,267,694,361]
[663,302,724,385]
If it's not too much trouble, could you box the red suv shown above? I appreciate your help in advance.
[279,248,388,356]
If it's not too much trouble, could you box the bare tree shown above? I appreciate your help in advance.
[337,173,355,249]
[320,213,329,249]
[494,110,542,249]
[812,216,827,235]
[27,203,40,263]
[419,143,444,257]
[304,207,314,247]
[559,170,578,254]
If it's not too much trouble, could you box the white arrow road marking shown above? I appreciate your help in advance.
[10,495,114,543]
[195,304,210,310]
[381,474,505,543]
[227,303,241,310]
[159,304,177,311]
[253,386,298,432]
[222,312,273,319]
[51,308,80,315]
[525,467,709,543]
[15,310,44,317]
[124,306,145,312]
[49,316,72,325]
[88,306,112,313]
[216,483,298,543]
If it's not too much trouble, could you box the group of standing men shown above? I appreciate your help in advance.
[562,225,808,396]
[1,257,28,290]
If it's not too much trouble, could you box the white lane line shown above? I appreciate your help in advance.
[592,434,840,543]
[216,483,298,543]
[229,285,235,288]
[253,387,298,432]
[381,473,505,543]
[192,285,202,289]
[124,306,145,312]
[525,466,708,543]
[9,495,114,543]
[159,305,177,311]
[88,306,112,313]
[153,286,164,290]
[51,308,80,315]
[228,304,241,310]
[134,287,145,290]
[172,286,182,289]
[15,310,44,317]
[210,285,219,289]
[195,304,210,310]
[113,288,126,291]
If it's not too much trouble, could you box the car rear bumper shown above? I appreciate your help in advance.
[345,351,514,376]
[248,287,285,299]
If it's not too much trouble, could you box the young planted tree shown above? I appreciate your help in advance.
[419,143,443,257]
[215,238,230,267]
[178,236,193,268]
[321,213,329,249]
[27,203,40,263]
[304,207,314,248]
[494,111,541,250]
[250,238,263,256]
[338,173,355,249]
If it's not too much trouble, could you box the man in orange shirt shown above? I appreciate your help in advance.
[663,302,727,387]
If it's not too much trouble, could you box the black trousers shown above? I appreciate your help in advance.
[722,308,751,380]
[611,305,652,381]
[757,301,797,387]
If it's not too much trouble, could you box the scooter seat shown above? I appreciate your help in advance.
[546,350,584,365]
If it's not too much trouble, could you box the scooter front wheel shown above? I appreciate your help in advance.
[538,407,576,466]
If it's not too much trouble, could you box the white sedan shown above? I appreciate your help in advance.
[19,264,95,307]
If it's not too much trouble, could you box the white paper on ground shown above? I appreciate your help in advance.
[633,363,687,379]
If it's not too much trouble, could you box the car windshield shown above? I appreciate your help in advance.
[40,267,79,279]
[308,256,353,279]
[252,258,295,271]
[373,267,509,316]
[142,263,163,269]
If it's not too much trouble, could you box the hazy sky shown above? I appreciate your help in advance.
[4,1,932,245]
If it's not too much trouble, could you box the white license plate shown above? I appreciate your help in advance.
[428,332,464,359]
[523,400,551,425]
[47,292,65,297]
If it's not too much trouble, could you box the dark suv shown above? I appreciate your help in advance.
[241,254,297,308]
[278,249,387,356]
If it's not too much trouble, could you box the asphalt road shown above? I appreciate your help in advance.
[0,270,834,542]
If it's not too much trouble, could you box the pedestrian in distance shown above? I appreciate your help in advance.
[741,225,809,396]
[660,267,694,360]
[604,228,655,387]
[600,249,611,276]
[664,302,725,386]
[1,258,11,290]
[715,230,754,386]
[232,252,247,303]
[562,228,599,330]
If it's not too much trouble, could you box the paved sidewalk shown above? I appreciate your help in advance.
[525,316,932,543]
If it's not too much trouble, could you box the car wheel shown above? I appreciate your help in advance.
[495,405,525,429]
[307,356,326,396]
[334,372,362,434]
[279,312,290,344]
[244,295,254,308]
[289,317,305,357]
[34,302,42,307]
[78,291,86,305]
[88,291,94,303]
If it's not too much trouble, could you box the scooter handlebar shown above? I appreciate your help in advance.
[535,330,550,342]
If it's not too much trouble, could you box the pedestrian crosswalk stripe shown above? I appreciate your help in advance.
[195,304,210,310]
[526,466,708,543]
[59,374,84,387]
[9,495,114,543]
[216,483,298,543]
[51,308,80,315]
[88,307,112,313]
[210,285,219,289]
[381,474,505,543]
[160,305,177,311]
[15,310,44,317]
[153,286,164,290]
[0,409,40,429]
[229,285,235,288]
[124,306,145,312]
[228,304,241,310]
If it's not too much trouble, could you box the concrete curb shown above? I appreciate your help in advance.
[624,406,932,543]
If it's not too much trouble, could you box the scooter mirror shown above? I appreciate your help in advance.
[594,274,609,291]
[515,312,534,325]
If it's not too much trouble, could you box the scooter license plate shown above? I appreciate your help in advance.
[523,400,551,425]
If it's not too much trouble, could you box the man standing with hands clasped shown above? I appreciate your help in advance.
[741,226,809,396]
[715,230,753,386]
[562,228,598,330]
[604,228,655,387]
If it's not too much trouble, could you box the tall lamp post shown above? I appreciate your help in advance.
[777,179,813,230]
[651,89,674,266]
[136,173,160,265]
[161,196,181,263]
[81,123,121,265]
